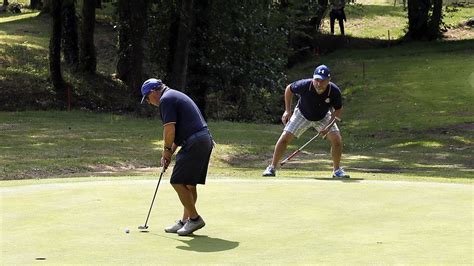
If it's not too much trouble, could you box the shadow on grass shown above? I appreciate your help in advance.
[313,177,364,183]
[176,235,239,253]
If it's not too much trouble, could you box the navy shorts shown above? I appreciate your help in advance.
[170,130,213,185]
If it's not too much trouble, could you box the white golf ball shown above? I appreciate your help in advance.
[125,228,130,234]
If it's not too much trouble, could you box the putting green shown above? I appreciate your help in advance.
[1,178,472,264]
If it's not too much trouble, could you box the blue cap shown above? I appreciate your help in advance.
[140,78,163,104]
[313,65,331,80]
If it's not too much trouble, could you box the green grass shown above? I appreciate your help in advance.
[1,5,473,264]
[1,4,473,181]
[1,109,472,182]
[2,178,472,264]
[319,5,474,40]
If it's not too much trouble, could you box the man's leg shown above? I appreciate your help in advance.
[325,131,342,170]
[330,15,336,34]
[263,131,295,176]
[338,18,345,35]
[172,184,199,220]
[173,184,206,235]
[271,131,295,167]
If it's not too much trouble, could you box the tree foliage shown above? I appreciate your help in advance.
[42,0,450,120]
[147,0,287,121]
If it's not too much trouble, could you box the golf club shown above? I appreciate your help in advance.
[280,132,321,166]
[138,166,166,231]
[280,116,339,166]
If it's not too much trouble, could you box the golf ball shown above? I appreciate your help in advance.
[125,228,130,234]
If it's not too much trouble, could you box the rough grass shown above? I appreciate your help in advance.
[0,109,472,182]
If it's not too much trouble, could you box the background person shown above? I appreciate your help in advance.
[141,78,214,236]
[262,65,350,179]
[330,0,347,35]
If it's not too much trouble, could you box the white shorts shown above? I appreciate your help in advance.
[284,108,339,138]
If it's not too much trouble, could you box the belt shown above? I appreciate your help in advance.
[181,129,211,147]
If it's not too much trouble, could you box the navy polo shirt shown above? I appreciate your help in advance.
[159,88,207,146]
[290,79,343,121]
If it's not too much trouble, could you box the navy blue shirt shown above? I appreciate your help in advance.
[159,88,208,146]
[290,79,343,121]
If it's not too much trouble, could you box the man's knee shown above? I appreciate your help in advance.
[328,131,342,145]
[278,131,295,145]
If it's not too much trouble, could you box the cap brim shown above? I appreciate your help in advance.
[140,94,147,104]
[313,74,329,80]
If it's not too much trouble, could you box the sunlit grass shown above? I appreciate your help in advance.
[391,141,444,148]
[443,7,474,27]
[0,11,39,23]
[452,136,472,144]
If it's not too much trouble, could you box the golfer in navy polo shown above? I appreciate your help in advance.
[262,65,350,179]
[141,78,213,236]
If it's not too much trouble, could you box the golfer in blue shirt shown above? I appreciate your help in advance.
[263,65,350,178]
[141,78,213,236]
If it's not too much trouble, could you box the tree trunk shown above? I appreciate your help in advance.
[427,0,442,40]
[42,0,51,13]
[49,0,65,103]
[406,0,443,40]
[406,0,429,40]
[3,0,8,6]
[116,0,149,99]
[166,1,180,81]
[61,0,79,69]
[30,0,41,9]
[79,0,96,73]
[168,0,193,91]
[187,0,210,119]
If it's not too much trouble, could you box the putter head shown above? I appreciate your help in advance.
[138,225,148,230]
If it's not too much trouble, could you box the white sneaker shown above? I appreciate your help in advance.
[164,220,185,233]
[262,165,276,176]
[333,168,350,179]
[177,216,205,236]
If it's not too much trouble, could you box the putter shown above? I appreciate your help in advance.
[138,167,166,231]
[280,117,338,166]
[280,132,320,166]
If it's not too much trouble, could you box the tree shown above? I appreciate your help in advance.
[187,0,210,118]
[406,0,443,40]
[279,0,329,66]
[61,0,79,68]
[116,0,149,100]
[147,0,286,121]
[428,0,443,39]
[168,0,193,91]
[3,0,8,7]
[30,0,41,9]
[49,0,66,103]
[42,0,51,13]
[79,0,97,73]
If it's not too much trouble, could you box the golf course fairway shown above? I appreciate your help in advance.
[2,178,472,264]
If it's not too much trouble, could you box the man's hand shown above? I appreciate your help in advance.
[161,149,172,169]
[320,128,330,138]
[281,110,292,125]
